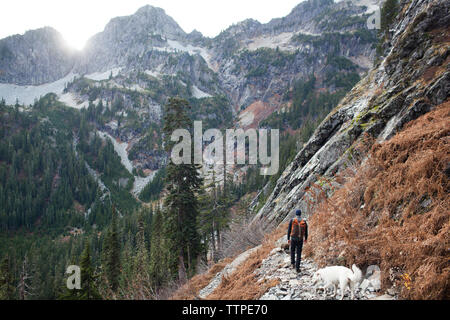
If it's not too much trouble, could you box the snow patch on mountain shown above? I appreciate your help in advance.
[246,32,296,51]
[132,170,158,196]
[98,131,133,173]
[167,40,212,64]
[153,39,215,70]
[85,67,123,81]
[59,92,89,109]
[95,131,159,196]
[192,85,212,99]
[144,64,176,79]
[0,72,77,105]
[245,30,321,52]
[125,83,146,92]
[145,69,163,78]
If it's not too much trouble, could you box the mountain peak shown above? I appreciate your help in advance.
[291,0,334,11]
[25,26,59,35]
[135,4,166,15]
[0,25,75,85]
[4,26,64,44]
[98,4,186,40]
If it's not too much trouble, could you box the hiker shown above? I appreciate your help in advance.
[287,209,308,273]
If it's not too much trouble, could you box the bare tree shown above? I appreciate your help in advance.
[17,254,33,300]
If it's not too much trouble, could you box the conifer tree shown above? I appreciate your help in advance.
[119,230,134,290]
[134,212,150,277]
[198,171,232,262]
[162,97,203,282]
[103,205,121,291]
[149,204,165,287]
[79,242,101,300]
[0,255,15,299]
[381,0,399,33]
[59,241,101,300]
[129,211,152,298]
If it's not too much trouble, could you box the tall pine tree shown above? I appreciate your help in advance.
[103,205,121,291]
[79,242,101,300]
[130,211,152,299]
[0,255,15,299]
[59,241,101,300]
[149,204,165,287]
[163,98,203,282]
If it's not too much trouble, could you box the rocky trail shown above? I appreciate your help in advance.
[257,237,387,300]
[198,235,394,301]
[256,236,392,300]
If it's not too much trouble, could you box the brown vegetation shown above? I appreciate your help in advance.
[170,205,282,300]
[304,101,450,299]
[171,257,233,300]
[171,221,287,300]
[205,223,286,300]
[220,214,278,259]
[238,100,278,129]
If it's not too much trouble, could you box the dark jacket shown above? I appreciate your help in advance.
[287,217,308,242]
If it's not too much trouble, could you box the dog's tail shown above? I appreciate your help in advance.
[350,264,363,284]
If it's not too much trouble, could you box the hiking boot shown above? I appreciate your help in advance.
[296,269,301,274]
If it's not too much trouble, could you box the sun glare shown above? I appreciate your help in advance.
[64,34,88,51]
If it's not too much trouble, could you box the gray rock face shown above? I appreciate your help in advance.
[78,5,187,74]
[252,0,450,224]
[0,27,75,85]
[0,0,379,100]
[261,0,377,35]
[208,0,380,108]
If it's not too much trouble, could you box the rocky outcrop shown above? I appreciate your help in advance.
[0,27,75,85]
[210,0,380,109]
[78,5,187,74]
[253,0,449,224]
[0,0,380,105]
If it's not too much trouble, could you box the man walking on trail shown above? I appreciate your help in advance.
[287,209,308,273]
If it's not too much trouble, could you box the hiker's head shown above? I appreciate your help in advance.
[295,209,301,217]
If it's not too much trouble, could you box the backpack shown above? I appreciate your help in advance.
[290,218,306,239]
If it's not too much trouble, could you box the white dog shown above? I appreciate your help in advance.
[311,264,363,300]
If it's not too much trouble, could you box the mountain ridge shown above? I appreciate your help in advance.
[0,0,381,187]
[0,26,75,85]
[0,0,378,86]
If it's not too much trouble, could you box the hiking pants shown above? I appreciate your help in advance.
[290,237,303,271]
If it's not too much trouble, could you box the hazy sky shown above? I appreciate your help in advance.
[0,0,305,50]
